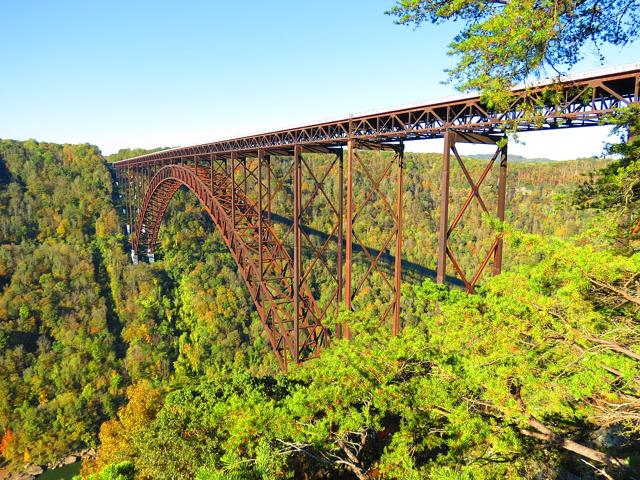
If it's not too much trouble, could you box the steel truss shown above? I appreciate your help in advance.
[114,66,639,167]
[436,132,507,292]
[112,65,640,366]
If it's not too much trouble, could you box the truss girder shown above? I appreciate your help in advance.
[114,68,639,169]
[133,164,324,369]
[111,65,640,367]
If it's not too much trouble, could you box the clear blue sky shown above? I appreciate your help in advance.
[1,0,639,158]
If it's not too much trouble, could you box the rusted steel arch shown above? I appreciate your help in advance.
[133,163,326,369]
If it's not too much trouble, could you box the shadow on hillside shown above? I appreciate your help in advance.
[269,213,465,288]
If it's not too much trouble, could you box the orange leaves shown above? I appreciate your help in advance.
[0,428,13,458]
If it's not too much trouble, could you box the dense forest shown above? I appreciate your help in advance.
[0,126,638,479]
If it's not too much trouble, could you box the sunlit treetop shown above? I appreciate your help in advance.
[388,0,640,107]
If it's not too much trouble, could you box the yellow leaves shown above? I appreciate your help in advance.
[55,217,69,238]
[88,419,127,475]
[121,322,152,344]
[136,278,159,305]
[96,209,120,239]
[120,381,162,428]
[37,384,50,405]
[90,381,162,474]
[61,145,76,167]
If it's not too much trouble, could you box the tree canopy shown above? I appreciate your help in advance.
[387,0,640,106]
[1,139,629,479]
[574,105,640,253]
[87,230,640,478]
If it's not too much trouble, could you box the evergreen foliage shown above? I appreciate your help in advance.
[88,231,640,478]
[574,105,640,253]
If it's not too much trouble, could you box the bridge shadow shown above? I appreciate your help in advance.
[269,213,465,288]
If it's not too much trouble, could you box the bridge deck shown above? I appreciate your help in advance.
[114,63,640,168]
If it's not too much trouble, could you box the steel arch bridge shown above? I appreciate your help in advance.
[112,64,640,369]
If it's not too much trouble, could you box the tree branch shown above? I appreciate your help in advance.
[589,276,640,307]
[525,416,625,467]
[584,334,640,362]
[336,437,372,480]
[511,386,627,468]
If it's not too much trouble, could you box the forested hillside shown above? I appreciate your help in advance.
[0,139,638,479]
[0,140,275,474]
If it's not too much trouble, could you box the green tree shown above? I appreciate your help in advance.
[387,0,640,106]
[105,148,169,163]
[0,141,125,465]
[2,137,634,478]
[88,228,640,478]
[77,461,135,480]
[574,105,640,253]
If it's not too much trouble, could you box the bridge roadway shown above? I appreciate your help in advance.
[113,64,640,368]
[115,63,639,165]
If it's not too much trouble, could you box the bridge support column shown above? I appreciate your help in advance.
[344,139,354,340]
[210,154,214,191]
[127,166,133,240]
[258,150,265,283]
[393,144,404,336]
[293,145,303,362]
[493,144,508,275]
[341,140,403,335]
[230,152,237,226]
[436,131,508,291]
[266,155,272,224]
[436,130,452,284]
[336,149,344,339]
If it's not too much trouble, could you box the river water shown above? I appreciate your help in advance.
[36,462,81,480]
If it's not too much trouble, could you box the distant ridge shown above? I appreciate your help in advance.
[466,153,603,163]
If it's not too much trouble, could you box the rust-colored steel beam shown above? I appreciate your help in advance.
[436,130,452,284]
[337,142,404,331]
[344,139,354,340]
[293,145,302,362]
[437,132,509,292]
[258,149,265,284]
[336,149,344,339]
[113,64,640,367]
[266,155,272,224]
[493,145,508,276]
[393,144,404,336]
[132,163,325,367]
[114,65,639,168]
[230,152,237,227]
[210,153,214,192]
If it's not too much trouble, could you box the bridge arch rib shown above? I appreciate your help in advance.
[133,163,325,369]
